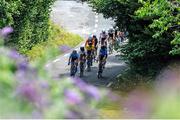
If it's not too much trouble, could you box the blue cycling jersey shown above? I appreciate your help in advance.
[70,53,79,62]
[100,48,107,56]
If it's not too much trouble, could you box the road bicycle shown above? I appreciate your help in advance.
[70,61,78,77]
[79,60,85,77]
[97,57,106,79]
[87,52,93,72]
[108,39,114,54]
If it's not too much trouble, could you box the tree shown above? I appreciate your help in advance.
[0,0,55,53]
[89,0,179,75]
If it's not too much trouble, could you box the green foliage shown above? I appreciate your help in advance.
[111,68,153,92]
[0,0,55,53]
[0,37,105,118]
[136,0,180,55]
[26,23,83,61]
[89,0,179,75]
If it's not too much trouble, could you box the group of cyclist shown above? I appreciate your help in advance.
[68,27,125,78]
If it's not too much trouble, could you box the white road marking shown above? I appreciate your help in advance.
[53,58,60,63]
[95,19,99,23]
[95,24,98,28]
[95,15,98,18]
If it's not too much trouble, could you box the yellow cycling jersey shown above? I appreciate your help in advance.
[85,45,95,51]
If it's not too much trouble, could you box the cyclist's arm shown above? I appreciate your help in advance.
[85,40,88,47]
[68,55,72,64]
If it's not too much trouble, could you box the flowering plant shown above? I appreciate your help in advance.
[0,27,107,118]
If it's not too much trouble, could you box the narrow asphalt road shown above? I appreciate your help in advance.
[47,0,127,87]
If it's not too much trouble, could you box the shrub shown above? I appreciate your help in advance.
[26,23,83,61]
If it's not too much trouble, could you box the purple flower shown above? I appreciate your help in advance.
[40,81,49,89]
[122,90,152,118]
[73,78,100,100]
[65,111,80,119]
[59,45,71,53]
[8,49,20,60]
[32,110,42,119]
[18,82,40,103]
[15,69,26,82]
[73,78,87,91]
[64,90,82,105]
[18,61,29,71]
[0,26,13,37]
[85,85,100,100]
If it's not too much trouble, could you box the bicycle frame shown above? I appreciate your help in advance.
[70,60,78,77]
[97,57,106,78]
[79,60,85,77]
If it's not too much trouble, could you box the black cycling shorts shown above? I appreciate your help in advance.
[109,33,113,38]
[87,50,92,56]
[71,57,78,62]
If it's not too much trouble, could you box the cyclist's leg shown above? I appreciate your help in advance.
[70,61,74,76]
[75,60,78,74]
[87,50,91,70]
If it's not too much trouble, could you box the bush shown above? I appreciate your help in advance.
[26,23,83,61]
[0,0,55,52]
[88,0,179,76]
[0,28,106,119]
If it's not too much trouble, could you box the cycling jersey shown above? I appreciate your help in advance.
[85,39,95,50]
[108,29,114,38]
[86,45,95,51]
[70,53,79,62]
[99,48,108,57]
[100,33,107,39]
[108,33,114,38]
[79,51,86,62]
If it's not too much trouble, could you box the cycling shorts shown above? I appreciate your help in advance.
[108,33,113,38]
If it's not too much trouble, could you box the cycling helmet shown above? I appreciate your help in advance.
[72,50,77,54]
[102,29,106,32]
[80,47,85,52]
[109,28,114,33]
[88,36,93,41]
[102,30,106,34]
[93,35,97,38]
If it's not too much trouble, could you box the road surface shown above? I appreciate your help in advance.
[47,0,127,87]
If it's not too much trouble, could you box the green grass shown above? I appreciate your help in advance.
[111,68,154,92]
[26,22,83,61]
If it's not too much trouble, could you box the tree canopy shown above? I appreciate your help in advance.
[0,0,55,53]
[89,0,180,75]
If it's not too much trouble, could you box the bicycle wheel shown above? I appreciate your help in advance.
[80,62,84,77]
[97,62,103,78]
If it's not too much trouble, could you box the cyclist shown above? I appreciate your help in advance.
[114,26,119,38]
[85,36,95,70]
[99,30,108,47]
[108,28,115,54]
[79,47,86,77]
[97,45,108,78]
[99,45,108,67]
[68,50,79,76]
[93,35,98,62]
[108,27,114,40]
